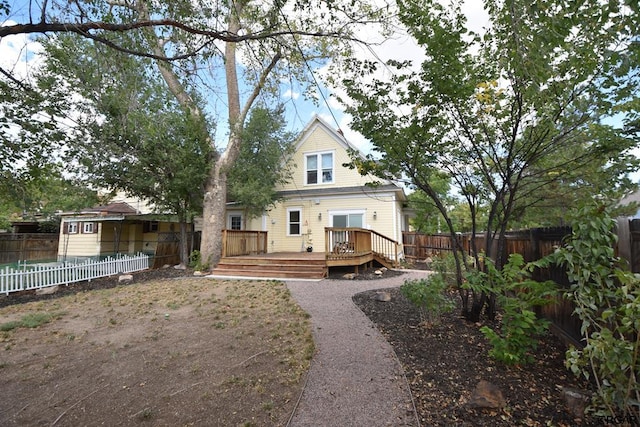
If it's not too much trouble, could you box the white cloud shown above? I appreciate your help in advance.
[0,21,44,80]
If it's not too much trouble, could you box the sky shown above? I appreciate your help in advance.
[0,0,490,157]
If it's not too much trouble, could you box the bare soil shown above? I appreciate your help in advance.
[0,269,314,426]
[353,285,600,427]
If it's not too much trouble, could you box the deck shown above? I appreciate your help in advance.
[212,228,400,280]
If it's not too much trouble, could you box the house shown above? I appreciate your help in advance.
[224,115,409,261]
[57,194,196,266]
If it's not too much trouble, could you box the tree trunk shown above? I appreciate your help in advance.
[199,165,228,268]
[179,219,189,267]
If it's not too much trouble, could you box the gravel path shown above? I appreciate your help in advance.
[285,270,430,427]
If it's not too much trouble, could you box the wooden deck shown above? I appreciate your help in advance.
[211,227,400,280]
[211,252,329,280]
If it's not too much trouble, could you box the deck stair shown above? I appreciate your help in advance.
[211,254,327,280]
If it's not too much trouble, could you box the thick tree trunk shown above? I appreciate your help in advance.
[199,165,228,268]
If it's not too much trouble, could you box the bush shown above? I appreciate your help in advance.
[465,254,557,365]
[545,203,640,419]
[400,276,455,325]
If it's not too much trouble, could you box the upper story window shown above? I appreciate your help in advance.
[305,152,334,185]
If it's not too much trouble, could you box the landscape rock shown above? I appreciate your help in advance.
[118,274,133,283]
[560,386,590,418]
[342,273,356,280]
[36,285,59,295]
[162,264,171,269]
[466,380,506,409]
[374,269,383,276]
[173,264,187,270]
[374,291,391,302]
[193,270,204,276]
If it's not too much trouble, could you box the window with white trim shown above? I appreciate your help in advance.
[83,222,94,233]
[287,208,302,236]
[305,152,334,185]
[67,222,78,234]
[229,214,242,230]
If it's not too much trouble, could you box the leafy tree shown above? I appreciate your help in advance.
[228,105,295,224]
[406,173,452,233]
[338,0,639,321]
[0,165,99,231]
[1,0,393,267]
[38,34,212,265]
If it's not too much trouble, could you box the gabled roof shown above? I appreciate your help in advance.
[81,201,140,215]
[59,201,140,218]
[295,115,366,161]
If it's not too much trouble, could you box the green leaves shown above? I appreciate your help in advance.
[465,254,557,365]
[550,202,640,418]
[227,105,296,220]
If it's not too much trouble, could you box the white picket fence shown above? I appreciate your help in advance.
[0,253,150,295]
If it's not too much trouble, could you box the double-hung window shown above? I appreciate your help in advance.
[229,214,242,230]
[287,208,302,236]
[305,152,334,185]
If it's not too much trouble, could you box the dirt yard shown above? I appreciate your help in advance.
[0,270,313,426]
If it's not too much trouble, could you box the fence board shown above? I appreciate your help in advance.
[0,234,58,264]
[0,253,149,295]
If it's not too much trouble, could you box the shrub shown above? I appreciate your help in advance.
[400,276,455,325]
[465,254,557,365]
[545,203,640,419]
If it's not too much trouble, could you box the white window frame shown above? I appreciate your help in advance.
[329,210,365,228]
[304,151,334,185]
[228,213,243,230]
[83,222,94,233]
[68,222,78,234]
[287,207,302,236]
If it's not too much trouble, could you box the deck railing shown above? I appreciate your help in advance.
[221,230,268,257]
[325,227,399,265]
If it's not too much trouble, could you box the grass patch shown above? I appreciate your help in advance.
[0,312,63,332]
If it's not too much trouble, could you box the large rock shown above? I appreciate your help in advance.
[466,380,506,409]
[374,291,392,302]
[342,273,356,280]
[560,386,590,418]
[36,285,59,295]
[118,274,133,283]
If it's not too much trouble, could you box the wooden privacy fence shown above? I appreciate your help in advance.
[0,233,59,264]
[153,231,201,268]
[221,230,267,257]
[0,253,149,295]
[402,227,581,345]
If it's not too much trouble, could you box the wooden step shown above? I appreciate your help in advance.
[211,255,327,279]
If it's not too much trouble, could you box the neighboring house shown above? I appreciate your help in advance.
[235,115,410,256]
[57,197,188,264]
[619,189,640,218]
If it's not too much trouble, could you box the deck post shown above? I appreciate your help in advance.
[221,230,228,258]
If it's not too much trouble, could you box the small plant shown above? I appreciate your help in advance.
[465,254,556,365]
[189,250,208,270]
[400,276,455,325]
